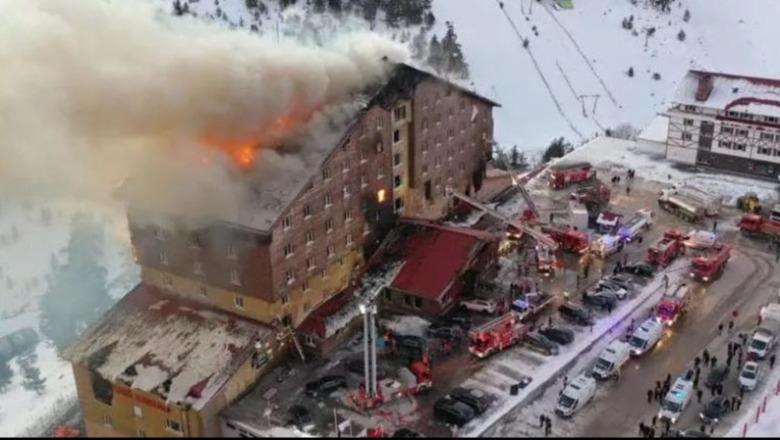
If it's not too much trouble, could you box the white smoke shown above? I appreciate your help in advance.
[0,0,408,224]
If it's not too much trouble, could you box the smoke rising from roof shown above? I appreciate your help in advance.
[0,0,407,226]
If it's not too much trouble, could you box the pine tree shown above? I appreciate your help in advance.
[173,0,185,16]
[328,0,342,14]
[683,9,691,22]
[627,66,634,77]
[542,137,571,163]
[39,214,112,353]
[18,352,46,395]
[510,145,520,168]
[677,29,686,41]
[362,0,379,24]
[440,22,470,79]
[427,35,444,74]
[411,28,428,60]
[312,0,326,13]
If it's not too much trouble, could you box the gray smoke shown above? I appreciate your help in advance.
[0,0,408,224]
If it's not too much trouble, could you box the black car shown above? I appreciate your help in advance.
[426,325,463,341]
[396,334,427,361]
[606,274,634,290]
[582,291,618,311]
[524,332,560,355]
[392,428,425,437]
[450,387,492,415]
[345,358,388,380]
[305,375,347,398]
[539,327,575,345]
[434,396,476,427]
[623,262,655,277]
[440,311,473,330]
[286,405,314,430]
[699,396,729,424]
[558,303,594,326]
[705,366,729,388]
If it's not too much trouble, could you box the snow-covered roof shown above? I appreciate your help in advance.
[63,284,271,410]
[638,116,669,142]
[674,70,780,112]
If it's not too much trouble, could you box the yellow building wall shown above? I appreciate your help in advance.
[142,248,363,327]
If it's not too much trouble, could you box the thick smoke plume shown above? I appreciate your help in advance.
[0,0,408,225]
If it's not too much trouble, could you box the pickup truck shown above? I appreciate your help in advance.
[511,291,554,322]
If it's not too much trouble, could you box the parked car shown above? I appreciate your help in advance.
[670,429,710,438]
[345,358,388,380]
[305,375,347,398]
[596,280,629,300]
[606,274,634,290]
[392,428,425,438]
[287,405,314,431]
[460,298,498,314]
[524,332,560,356]
[739,361,760,391]
[558,303,594,326]
[582,290,618,310]
[623,262,655,277]
[439,311,473,330]
[395,334,427,361]
[434,396,476,427]
[426,325,463,341]
[704,366,729,389]
[699,396,729,425]
[539,327,575,345]
[450,387,492,415]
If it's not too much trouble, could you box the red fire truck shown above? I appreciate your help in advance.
[350,356,433,410]
[541,225,589,254]
[548,161,596,190]
[738,212,780,241]
[690,244,730,282]
[656,284,691,326]
[646,229,685,267]
[468,312,528,359]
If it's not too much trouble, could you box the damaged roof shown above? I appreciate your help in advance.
[63,283,271,410]
[674,70,780,113]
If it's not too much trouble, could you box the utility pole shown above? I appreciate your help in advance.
[360,300,378,402]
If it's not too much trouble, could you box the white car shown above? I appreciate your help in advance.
[596,280,629,300]
[683,230,717,249]
[460,298,497,314]
[739,361,760,391]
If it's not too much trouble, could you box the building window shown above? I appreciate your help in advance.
[422,141,429,153]
[684,105,697,112]
[346,234,354,247]
[765,116,779,124]
[393,153,401,166]
[358,122,365,138]
[227,243,237,260]
[403,295,413,306]
[394,198,404,212]
[343,159,350,173]
[133,405,143,419]
[360,149,368,163]
[361,174,368,188]
[159,250,168,266]
[282,216,291,230]
[281,295,289,305]
[324,193,333,208]
[327,245,335,258]
[363,223,371,236]
[155,226,165,241]
[758,147,772,155]
[377,189,386,203]
[344,210,353,223]
[189,233,202,249]
[376,116,384,130]
[394,175,402,188]
[422,118,429,131]
[303,300,311,310]
[422,164,429,175]
[199,285,208,296]
[683,118,694,126]
[435,136,441,146]
[305,230,314,245]
[393,129,401,143]
[230,269,242,286]
[303,204,312,219]
[682,132,692,141]
[163,275,173,288]
[737,129,749,137]
[721,126,734,134]
[448,128,454,138]
[193,261,203,275]
[321,269,329,279]
[325,218,333,233]
[283,243,294,258]
[414,297,423,309]
[165,419,182,434]
[322,167,331,180]
[393,105,407,122]
[718,141,732,149]
[376,141,384,153]
[761,132,775,141]
[285,271,295,285]
[343,185,351,198]
[306,258,315,271]
[342,138,350,152]
[384,290,392,300]
[103,414,113,428]
[735,143,747,151]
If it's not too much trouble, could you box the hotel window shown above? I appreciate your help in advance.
[154,226,165,241]
[305,230,314,245]
[737,129,749,137]
[227,243,237,260]
[361,174,368,188]
[159,250,168,265]
[393,153,401,167]
[199,285,208,296]
[422,118,429,131]
[393,105,407,121]
[683,118,694,126]
[360,149,368,163]
[324,193,333,208]
[327,245,335,258]
[193,261,203,275]
[343,158,350,173]
[306,258,315,271]
[103,414,113,428]
[376,141,384,153]
[682,132,692,141]
[344,210,353,223]
[346,234,354,247]
[285,271,295,285]
[761,132,775,141]
[322,167,331,180]
[283,243,294,258]
[230,269,242,286]
[377,165,385,179]
[393,129,401,144]
[343,184,351,198]
[325,218,333,233]
[282,216,291,230]
[394,175,402,188]
[721,126,734,134]
[376,116,384,130]
[303,204,312,219]
[165,419,182,433]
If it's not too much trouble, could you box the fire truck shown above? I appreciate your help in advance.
[690,244,730,282]
[656,284,691,326]
[646,229,685,267]
[541,225,589,254]
[548,161,596,190]
[350,355,433,410]
[570,179,611,213]
[468,312,528,359]
[738,206,780,241]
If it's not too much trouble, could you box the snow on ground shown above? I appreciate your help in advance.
[0,198,139,436]
[726,363,780,437]
[454,257,686,437]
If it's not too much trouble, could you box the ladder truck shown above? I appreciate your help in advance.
[646,229,685,267]
[690,244,730,283]
[548,161,596,190]
[468,312,528,359]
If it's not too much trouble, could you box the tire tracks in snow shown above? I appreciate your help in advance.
[493,0,585,142]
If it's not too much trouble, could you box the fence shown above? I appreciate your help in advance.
[740,378,780,437]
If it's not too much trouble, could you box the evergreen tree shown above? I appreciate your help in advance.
[411,28,428,60]
[39,214,112,353]
[427,35,444,73]
[423,11,435,29]
[683,9,691,22]
[627,66,634,77]
[510,145,520,168]
[677,29,686,41]
[328,0,342,14]
[362,0,379,24]
[542,137,571,163]
[246,0,258,8]
[173,0,185,16]
[312,0,326,13]
[440,22,470,79]
[18,352,46,395]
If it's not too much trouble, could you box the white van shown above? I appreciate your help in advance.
[658,377,694,424]
[555,373,597,417]
[591,234,621,258]
[628,318,664,356]
[592,340,631,380]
